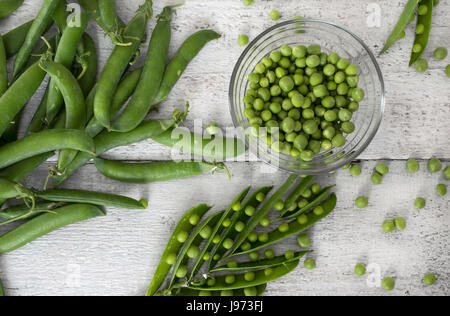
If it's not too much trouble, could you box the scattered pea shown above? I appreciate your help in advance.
[444,166,450,180]
[355,196,369,209]
[437,184,447,196]
[382,220,395,233]
[350,165,362,177]
[238,35,249,46]
[242,0,254,7]
[406,159,420,173]
[424,273,437,286]
[304,258,316,270]
[428,158,442,173]
[434,47,448,61]
[376,162,389,175]
[415,197,426,209]
[354,264,366,277]
[371,172,383,185]
[270,10,280,21]
[446,65,450,77]
[414,59,428,73]
[394,217,406,231]
[382,277,395,291]
[297,234,311,248]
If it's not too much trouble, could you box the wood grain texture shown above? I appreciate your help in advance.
[0,0,449,296]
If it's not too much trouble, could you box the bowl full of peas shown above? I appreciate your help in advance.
[229,19,385,174]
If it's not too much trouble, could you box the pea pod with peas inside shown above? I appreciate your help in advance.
[172,284,267,297]
[111,5,177,132]
[146,204,212,297]
[0,204,105,254]
[0,202,65,221]
[280,176,314,216]
[409,0,433,66]
[0,0,24,19]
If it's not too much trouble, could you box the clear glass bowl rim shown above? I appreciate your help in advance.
[229,18,386,175]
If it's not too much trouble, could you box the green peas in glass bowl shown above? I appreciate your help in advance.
[230,19,385,175]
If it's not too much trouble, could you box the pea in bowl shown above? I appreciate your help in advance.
[229,19,385,174]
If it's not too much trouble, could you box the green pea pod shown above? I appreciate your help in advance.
[39,60,87,172]
[27,86,50,134]
[37,189,147,210]
[94,158,227,183]
[233,194,337,257]
[98,0,118,34]
[228,175,298,257]
[209,186,274,269]
[0,178,32,200]
[0,62,46,138]
[0,277,4,296]
[189,187,251,281]
[280,176,315,216]
[152,30,221,105]
[277,186,335,221]
[0,36,7,95]
[3,20,33,59]
[51,111,187,186]
[409,0,433,66]
[0,202,64,221]
[146,204,212,296]
[211,251,309,273]
[76,34,98,98]
[0,0,24,19]
[0,129,95,170]
[45,11,88,123]
[380,0,419,55]
[77,0,124,34]
[94,0,152,130]
[188,260,299,291]
[172,284,266,297]
[12,0,60,78]
[111,5,176,132]
[151,128,247,161]
[52,0,68,32]
[168,211,225,289]
[0,204,105,254]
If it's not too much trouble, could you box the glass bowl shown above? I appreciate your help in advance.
[229,19,385,175]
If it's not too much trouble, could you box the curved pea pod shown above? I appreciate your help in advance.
[0,129,95,170]
[94,158,228,183]
[280,176,315,217]
[0,0,24,19]
[380,0,420,55]
[409,0,433,66]
[233,194,337,257]
[152,30,221,105]
[0,204,105,254]
[0,202,64,221]
[211,251,309,273]
[3,20,32,59]
[13,0,60,78]
[228,175,298,257]
[209,186,274,269]
[188,188,251,281]
[77,0,124,33]
[151,128,247,160]
[94,0,152,130]
[168,211,225,289]
[76,34,98,98]
[189,260,299,291]
[0,62,46,138]
[36,189,147,210]
[172,284,267,297]
[147,204,212,296]
[276,186,335,221]
[111,5,176,133]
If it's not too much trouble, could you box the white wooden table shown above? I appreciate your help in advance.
[0,0,449,296]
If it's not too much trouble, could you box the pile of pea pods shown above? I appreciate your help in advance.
[148,175,337,296]
[0,0,250,296]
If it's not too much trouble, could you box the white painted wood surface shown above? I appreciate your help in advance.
[0,0,449,296]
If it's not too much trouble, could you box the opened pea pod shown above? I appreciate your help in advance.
[171,284,267,297]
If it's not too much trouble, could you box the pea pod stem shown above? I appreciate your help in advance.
[0,204,105,254]
[409,0,433,66]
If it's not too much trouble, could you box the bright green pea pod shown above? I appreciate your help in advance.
[111,5,176,132]
[280,176,315,216]
[168,211,225,289]
[77,0,124,33]
[0,129,95,170]
[98,0,118,33]
[3,20,33,59]
[277,185,335,221]
[12,0,60,78]
[233,194,337,257]
[0,0,24,19]
[171,284,267,297]
[0,178,32,200]
[76,34,98,98]
[380,0,420,55]
[151,128,247,161]
[37,189,147,210]
[228,175,298,257]
[0,62,46,138]
[209,186,274,270]
[147,204,212,296]
[189,260,299,291]
[189,187,251,282]
[0,204,105,254]
[409,0,433,66]
[52,0,68,32]
[0,202,64,221]
[94,0,152,130]
[94,158,227,183]
[27,87,51,134]
[0,36,7,95]
[152,30,221,105]
[211,251,309,273]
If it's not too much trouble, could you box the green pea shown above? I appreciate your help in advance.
[371,172,383,185]
[225,275,236,285]
[166,253,177,265]
[243,0,254,6]
[307,44,321,55]
[199,290,212,296]
[345,64,359,76]
[177,231,189,243]
[244,271,256,282]
[297,214,308,225]
[187,245,200,259]
[284,250,295,260]
[264,268,274,276]
[382,277,395,291]
[270,9,280,20]
[303,120,318,135]
[189,214,200,226]
[394,217,406,231]
[301,188,312,199]
[424,273,437,286]
[175,265,188,278]
[342,122,355,134]
[304,258,316,270]
[227,260,238,269]
[313,206,324,216]
[213,254,220,261]
[418,4,428,15]
[354,264,366,277]
[327,52,339,64]
[332,134,346,148]
[434,47,448,61]
[238,35,249,46]
[260,216,270,227]
[416,24,425,35]
[222,218,232,227]
[280,76,295,92]
[415,197,426,209]
[428,158,442,173]
[355,196,369,209]
[406,158,420,173]
[351,88,365,102]
[241,242,251,252]
[207,277,216,286]
[382,220,395,233]
[444,166,450,180]
[375,162,389,175]
[306,55,320,68]
[212,235,221,244]
[348,101,359,112]
[256,192,266,202]
[248,232,258,243]
[200,226,212,239]
[258,232,269,243]
[223,238,234,250]
[293,45,307,58]
[278,222,289,233]
[232,202,242,212]
[244,287,258,296]
[413,43,423,53]
[249,251,259,261]
[313,84,328,98]
[281,45,292,57]
[221,290,234,296]
[321,139,332,151]
[203,252,211,261]
[446,65,450,77]
[437,184,447,196]
[414,59,428,73]
[297,234,311,248]
[275,67,287,78]
[279,57,291,69]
